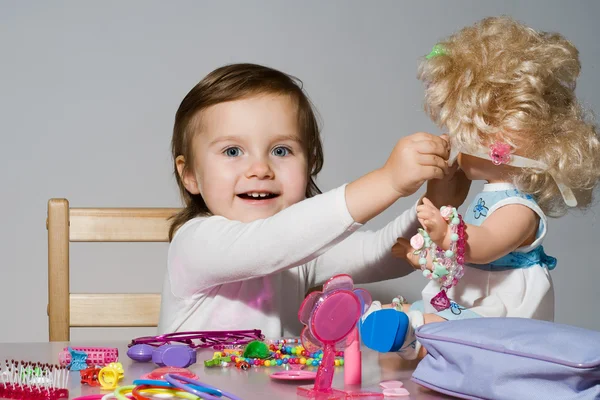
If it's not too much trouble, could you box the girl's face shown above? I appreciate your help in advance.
[178,94,308,222]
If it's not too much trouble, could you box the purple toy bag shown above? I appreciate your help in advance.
[412,317,600,400]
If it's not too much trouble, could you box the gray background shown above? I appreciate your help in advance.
[1,0,598,343]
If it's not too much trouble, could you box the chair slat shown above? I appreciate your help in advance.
[70,293,161,327]
[47,199,71,342]
[69,208,179,242]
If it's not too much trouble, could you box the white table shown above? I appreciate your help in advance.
[0,341,454,399]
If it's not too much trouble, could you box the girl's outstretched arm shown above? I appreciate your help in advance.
[308,202,421,287]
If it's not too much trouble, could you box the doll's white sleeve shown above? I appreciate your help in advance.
[167,184,362,297]
[307,201,421,287]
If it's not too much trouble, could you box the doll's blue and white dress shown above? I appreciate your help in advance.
[416,182,557,321]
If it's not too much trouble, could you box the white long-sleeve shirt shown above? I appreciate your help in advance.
[158,184,420,337]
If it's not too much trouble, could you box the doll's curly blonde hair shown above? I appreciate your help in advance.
[418,16,600,217]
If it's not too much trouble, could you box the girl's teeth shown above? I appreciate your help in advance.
[249,193,268,198]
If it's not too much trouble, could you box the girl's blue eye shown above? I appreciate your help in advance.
[272,146,290,157]
[224,147,242,157]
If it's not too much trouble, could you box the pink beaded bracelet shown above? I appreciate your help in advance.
[411,206,466,311]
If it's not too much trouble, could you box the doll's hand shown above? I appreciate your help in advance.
[382,132,449,197]
[424,135,471,208]
[417,197,449,245]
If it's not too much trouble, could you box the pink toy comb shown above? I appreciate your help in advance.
[0,359,69,399]
[296,274,382,399]
[58,346,118,367]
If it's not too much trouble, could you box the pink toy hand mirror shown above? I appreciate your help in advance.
[296,274,382,399]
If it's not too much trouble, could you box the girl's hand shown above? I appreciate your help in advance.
[424,136,471,209]
[392,237,434,271]
[382,133,449,198]
[417,197,449,245]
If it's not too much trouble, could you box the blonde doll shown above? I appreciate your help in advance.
[359,16,600,360]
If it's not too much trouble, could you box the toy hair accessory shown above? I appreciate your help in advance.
[488,142,512,165]
[426,44,446,59]
[447,141,577,207]
[59,346,118,368]
[128,329,264,350]
[140,366,197,380]
[113,385,196,400]
[97,362,124,390]
[79,365,101,386]
[165,373,243,400]
[133,379,222,396]
[131,384,202,400]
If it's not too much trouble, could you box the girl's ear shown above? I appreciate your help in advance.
[176,156,200,194]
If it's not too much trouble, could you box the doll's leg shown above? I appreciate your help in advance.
[359,301,446,360]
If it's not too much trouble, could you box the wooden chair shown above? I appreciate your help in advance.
[46,198,180,342]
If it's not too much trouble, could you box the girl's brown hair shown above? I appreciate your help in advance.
[169,63,324,240]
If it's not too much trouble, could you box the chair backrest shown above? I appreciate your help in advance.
[46,198,180,341]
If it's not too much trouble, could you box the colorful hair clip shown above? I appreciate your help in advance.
[59,346,119,369]
[97,362,124,390]
[426,44,446,59]
[489,142,512,165]
[79,366,101,386]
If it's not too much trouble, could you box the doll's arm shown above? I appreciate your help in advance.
[396,203,538,269]
[416,197,450,244]
[441,204,538,264]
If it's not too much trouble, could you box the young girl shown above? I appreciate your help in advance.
[157,63,469,338]
[360,16,600,360]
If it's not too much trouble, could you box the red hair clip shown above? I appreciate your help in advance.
[489,142,512,165]
[80,366,102,386]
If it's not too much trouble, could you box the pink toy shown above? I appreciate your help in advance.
[379,380,404,389]
[344,327,362,386]
[58,347,118,367]
[296,274,382,399]
[270,370,317,381]
[141,366,198,380]
[379,381,410,397]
